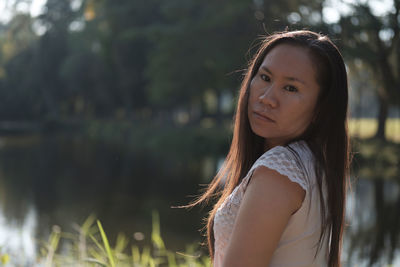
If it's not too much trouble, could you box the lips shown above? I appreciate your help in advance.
[253,111,275,123]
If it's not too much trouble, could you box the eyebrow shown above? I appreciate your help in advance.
[260,66,307,85]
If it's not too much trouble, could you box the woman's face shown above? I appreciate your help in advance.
[247,44,320,149]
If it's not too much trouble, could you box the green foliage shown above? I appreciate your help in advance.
[0,0,396,140]
[145,0,257,109]
[0,0,331,120]
[335,1,400,139]
[337,2,400,102]
[37,211,210,267]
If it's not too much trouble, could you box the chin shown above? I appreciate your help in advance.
[250,127,271,140]
[249,124,264,138]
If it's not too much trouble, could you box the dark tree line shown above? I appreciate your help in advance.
[0,0,398,138]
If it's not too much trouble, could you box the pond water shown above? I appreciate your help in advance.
[0,133,398,266]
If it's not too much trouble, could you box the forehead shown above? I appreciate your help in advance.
[261,44,317,82]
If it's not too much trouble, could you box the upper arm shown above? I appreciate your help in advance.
[221,166,306,267]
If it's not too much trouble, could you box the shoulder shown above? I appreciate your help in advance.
[249,164,306,214]
[249,140,315,192]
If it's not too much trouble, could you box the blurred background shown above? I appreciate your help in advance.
[0,0,399,266]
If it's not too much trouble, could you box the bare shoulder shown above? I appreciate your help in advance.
[249,166,306,214]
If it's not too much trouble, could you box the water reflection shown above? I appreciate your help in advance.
[345,179,400,267]
[0,204,37,265]
[0,134,398,266]
[0,133,206,265]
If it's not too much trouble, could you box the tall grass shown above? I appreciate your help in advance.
[35,211,210,267]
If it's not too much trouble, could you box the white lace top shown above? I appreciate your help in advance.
[213,140,328,267]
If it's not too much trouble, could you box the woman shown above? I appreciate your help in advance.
[190,30,350,267]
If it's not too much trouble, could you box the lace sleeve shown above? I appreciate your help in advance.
[247,146,309,191]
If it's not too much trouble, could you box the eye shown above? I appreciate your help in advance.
[284,85,298,92]
[260,74,270,82]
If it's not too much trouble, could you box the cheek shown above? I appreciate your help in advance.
[297,112,314,129]
[286,100,316,127]
[304,96,319,120]
[247,87,258,108]
[248,77,263,99]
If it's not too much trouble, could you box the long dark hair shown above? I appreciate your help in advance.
[188,30,350,267]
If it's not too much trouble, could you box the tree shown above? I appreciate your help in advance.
[91,0,164,115]
[0,13,37,119]
[338,1,400,139]
[145,0,258,121]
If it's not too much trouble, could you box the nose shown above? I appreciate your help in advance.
[258,84,278,108]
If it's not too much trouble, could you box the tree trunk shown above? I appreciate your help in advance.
[216,90,223,124]
[375,93,388,140]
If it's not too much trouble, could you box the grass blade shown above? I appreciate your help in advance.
[97,220,116,267]
[151,210,165,250]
